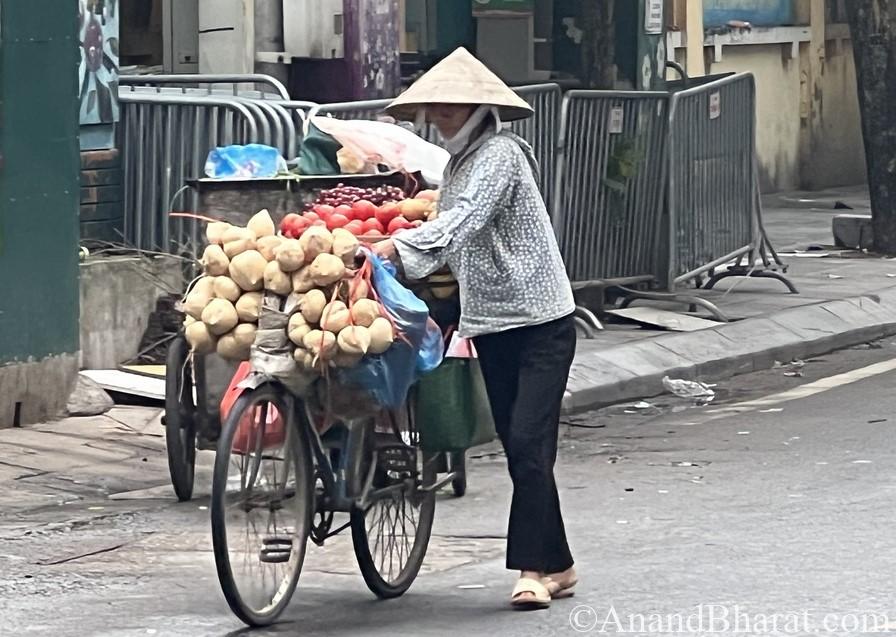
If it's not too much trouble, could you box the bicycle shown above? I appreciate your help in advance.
[209,380,457,627]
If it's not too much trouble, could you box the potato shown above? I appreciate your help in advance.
[256,235,283,261]
[217,331,251,361]
[247,209,276,238]
[368,317,395,354]
[185,321,216,355]
[184,276,215,319]
[201,244,230,276]
[264,260,293,296]
[293,348,317,371]
[398,198,429,222]
[233,323,257,349]
[222,226,256,243]
[223,238,257,259]
[291,265,316,294]
[288,313,312,346]
[331,228,360,268]
[299,226,333,262]
[350,298,381,327]
[235,292,263,322]
[229,250,267,291]
[337,325,371,356]
[275,239,305,272]
[309,253,346,286]
[201,298,240,336]
[320,300,351,333]
[206,221,232,245]
[300,289,327,324]
[302,329,338,358]
[213,276,242,302]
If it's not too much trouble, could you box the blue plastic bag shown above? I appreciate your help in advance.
[340,252,444,408]
[205,144,287,179]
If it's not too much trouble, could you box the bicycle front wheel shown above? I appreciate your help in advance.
[211,384,313,627]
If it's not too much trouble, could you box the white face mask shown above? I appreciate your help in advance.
[443,105,502,155]
[415,105,502,154]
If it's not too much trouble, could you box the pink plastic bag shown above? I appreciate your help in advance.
[310,116,449,185]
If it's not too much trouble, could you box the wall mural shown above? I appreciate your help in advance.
[78,0,120,125]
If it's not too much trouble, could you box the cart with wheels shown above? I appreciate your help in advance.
[163,174,467,501]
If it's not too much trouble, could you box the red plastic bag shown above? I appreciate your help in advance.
[220,362,286,454]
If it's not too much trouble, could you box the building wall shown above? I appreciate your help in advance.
[805,35,867,189]
[707,44,804,192]
[0,0,82,426]
[672,25,865,192]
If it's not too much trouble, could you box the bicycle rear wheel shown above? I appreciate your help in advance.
[211,384,313,627]
[164,333,198,502]
[350,404,437,599]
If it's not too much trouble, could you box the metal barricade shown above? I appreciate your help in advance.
[552,90,670,285]
[510,84,561,208]
[119,93,261,253]
[310,99,393,121]
[666,73,757,289]
[119,74,290,100]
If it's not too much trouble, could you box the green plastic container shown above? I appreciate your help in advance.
[416,358,497,453]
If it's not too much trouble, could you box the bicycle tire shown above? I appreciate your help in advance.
[164,333,197,502]
[350,420,437,599]
[211,384,313,627]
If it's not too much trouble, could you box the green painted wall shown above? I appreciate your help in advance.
[0,0,81,363]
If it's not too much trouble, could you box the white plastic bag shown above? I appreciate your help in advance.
[310,116,449,185]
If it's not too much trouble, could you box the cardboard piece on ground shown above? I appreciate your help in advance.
[606,308,721,332]
[118,364,166,379]
[81,369,165,401]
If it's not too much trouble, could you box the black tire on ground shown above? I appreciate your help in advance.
[449,451,467,498]
[211,384,314,627]
[350,440,437,599]
[164,333,197,502]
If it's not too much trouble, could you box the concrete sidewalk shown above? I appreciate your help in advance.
[565,186,896,412]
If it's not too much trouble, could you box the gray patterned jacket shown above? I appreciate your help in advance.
[393,128,575,337]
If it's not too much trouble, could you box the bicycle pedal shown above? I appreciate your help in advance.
[262,537,294,547]
[259,547,292,563]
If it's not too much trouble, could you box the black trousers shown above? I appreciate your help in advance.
[473,314,576,573]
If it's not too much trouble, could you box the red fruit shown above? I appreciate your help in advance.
[362,218,385,234]
[327,214,350,230]
[304,211,320,222]
[345,220,365,235]
[314,204,335,218]
[388,215,411,235]
[312,219,327,227]
[334,205,353,220]
[280,213,302,236]
[351,199,377,221]
[365,230,385,241]
[375,203,401,227]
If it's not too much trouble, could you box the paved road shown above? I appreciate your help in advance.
[4,344,896,636]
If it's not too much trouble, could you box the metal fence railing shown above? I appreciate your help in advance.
[511,84,562,209]
[667,73,756,289]
[552,90,670,284]
[119,74,290,100]
[119,93,262,252]
[116,72,792,322]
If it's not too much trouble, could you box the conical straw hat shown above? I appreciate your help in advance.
[386,47,534,122]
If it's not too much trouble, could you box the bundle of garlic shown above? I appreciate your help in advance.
[182,209,397,369]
